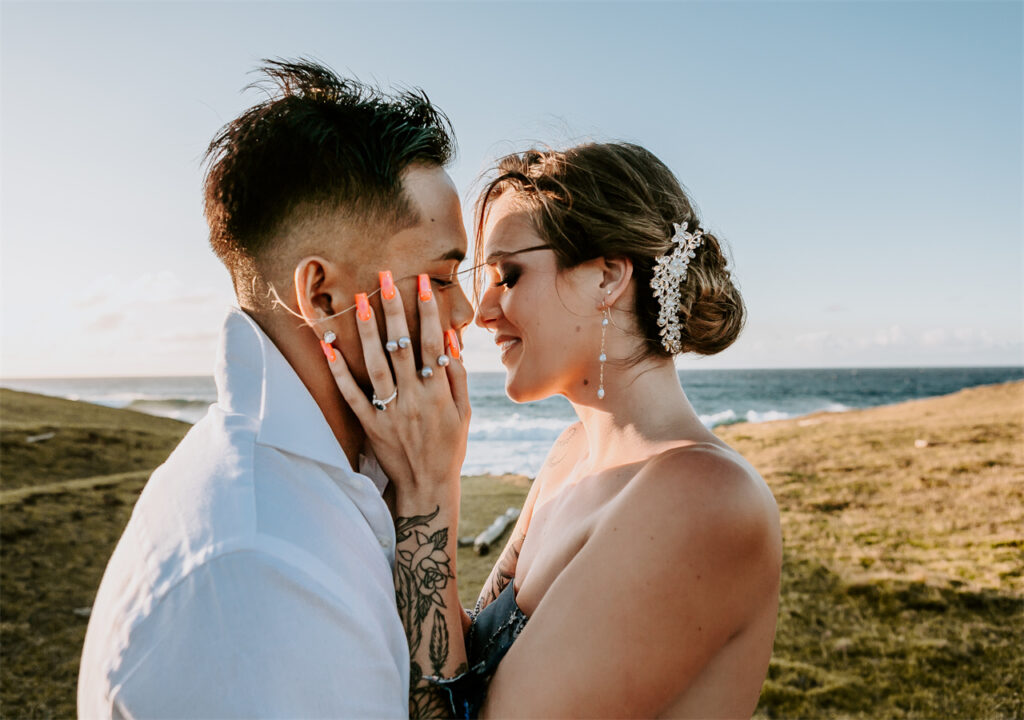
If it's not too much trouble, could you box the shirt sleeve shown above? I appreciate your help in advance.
[108,547,408,719]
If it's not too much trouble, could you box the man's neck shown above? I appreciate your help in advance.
[249,309,366,468]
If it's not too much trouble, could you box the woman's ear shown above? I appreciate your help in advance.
[294,255,337,328]
[599,256,633,307]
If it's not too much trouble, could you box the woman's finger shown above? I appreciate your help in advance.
[377,271,418,388]
[444,330,471,421]
[326,343,377,425]
[353,292,397,399]
[416,274,451,393]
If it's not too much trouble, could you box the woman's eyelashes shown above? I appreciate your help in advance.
[493,265,521,289]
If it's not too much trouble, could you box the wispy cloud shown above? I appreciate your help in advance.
[86,312,124,333]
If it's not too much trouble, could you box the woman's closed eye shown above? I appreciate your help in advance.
[493,266,521,289]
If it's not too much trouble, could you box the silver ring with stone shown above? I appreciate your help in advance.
[420,366,434,379]
[385,340,399,353]
[437,354,450,368]
[372,389,398,411]
[397,336,411,349]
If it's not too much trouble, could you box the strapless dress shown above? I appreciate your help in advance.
[429,581,528,718]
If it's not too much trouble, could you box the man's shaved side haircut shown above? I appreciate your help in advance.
[203,59,455,302]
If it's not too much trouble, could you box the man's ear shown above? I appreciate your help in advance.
[599,256,633,307]
[294,255,339,328]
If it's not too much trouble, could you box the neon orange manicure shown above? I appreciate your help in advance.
[418,274,432,302]
[379,271,395,300]
[446,329,461,360]
[355,293,371,322]
[320,340,336,363]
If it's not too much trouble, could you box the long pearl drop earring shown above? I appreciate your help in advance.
[598,290,611,400]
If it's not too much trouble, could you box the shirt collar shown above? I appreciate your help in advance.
[214,307,355,474]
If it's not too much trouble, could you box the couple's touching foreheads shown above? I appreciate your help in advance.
[79,59,781,719]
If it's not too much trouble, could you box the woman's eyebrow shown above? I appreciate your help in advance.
[484,244,550,264]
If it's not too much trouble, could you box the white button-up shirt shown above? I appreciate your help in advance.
[78,308,409,719]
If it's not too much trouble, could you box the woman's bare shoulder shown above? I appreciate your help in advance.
[610,442,781,573]
[639,441,772,507]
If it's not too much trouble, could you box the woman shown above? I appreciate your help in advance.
[329,142,782,718]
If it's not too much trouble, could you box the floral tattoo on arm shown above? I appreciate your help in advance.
[395,507,467,718]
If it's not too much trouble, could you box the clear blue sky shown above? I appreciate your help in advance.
[2,1,1021,377]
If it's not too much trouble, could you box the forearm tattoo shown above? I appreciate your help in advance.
[395,506,466,718]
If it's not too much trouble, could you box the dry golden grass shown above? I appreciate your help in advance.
[718,381,1024,594]
[1,382,1021,718]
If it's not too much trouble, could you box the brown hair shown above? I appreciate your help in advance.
[474,142,745,358]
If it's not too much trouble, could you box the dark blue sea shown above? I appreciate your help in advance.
[3,367,1021,476]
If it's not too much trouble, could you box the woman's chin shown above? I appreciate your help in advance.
[503,376,529,404]
[504,373,553,404]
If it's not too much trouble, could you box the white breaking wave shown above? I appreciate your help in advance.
[700,402,852,429]
[468,413,568,442]
[744,409,790,424]
[700,409,738,427]
[463,442,552,478]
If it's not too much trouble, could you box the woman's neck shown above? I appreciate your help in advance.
[568,357,712,474]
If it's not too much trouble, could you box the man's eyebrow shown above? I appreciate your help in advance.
[434,248,466,262]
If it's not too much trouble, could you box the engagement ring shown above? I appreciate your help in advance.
[372,389,398,411]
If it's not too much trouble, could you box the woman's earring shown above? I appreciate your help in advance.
[598,297,610,400]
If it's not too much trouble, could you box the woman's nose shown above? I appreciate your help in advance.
[474,286,500,330]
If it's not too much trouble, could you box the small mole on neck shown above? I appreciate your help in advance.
[583,379,589,386]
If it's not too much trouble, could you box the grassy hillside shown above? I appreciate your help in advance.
[0,388,189,491]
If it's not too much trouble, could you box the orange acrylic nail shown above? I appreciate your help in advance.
[320,340,336,363]
[379,271,395,301]
[446,329,461,360]
[355,293,371,322]
[418,274,432,302]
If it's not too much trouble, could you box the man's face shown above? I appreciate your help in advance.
[325,164,474,384]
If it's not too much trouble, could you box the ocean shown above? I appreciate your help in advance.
[3,367,1021,477]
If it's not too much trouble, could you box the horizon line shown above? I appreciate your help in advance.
[2,363,1022,382]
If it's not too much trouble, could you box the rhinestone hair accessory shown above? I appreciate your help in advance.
[651,221,703,354]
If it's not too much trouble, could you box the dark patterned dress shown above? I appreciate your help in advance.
[429,581,528,718]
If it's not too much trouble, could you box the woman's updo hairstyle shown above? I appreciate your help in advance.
[474,142,745,358]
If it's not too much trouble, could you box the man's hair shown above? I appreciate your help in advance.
[203,59,455,297]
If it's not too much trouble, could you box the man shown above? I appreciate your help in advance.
[78,59,473,717]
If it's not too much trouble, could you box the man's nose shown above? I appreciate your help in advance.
[449,283,475,330]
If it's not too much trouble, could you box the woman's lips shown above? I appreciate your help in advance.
[496,336,521,360]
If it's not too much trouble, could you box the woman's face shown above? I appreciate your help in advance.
[475,192,602,403]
